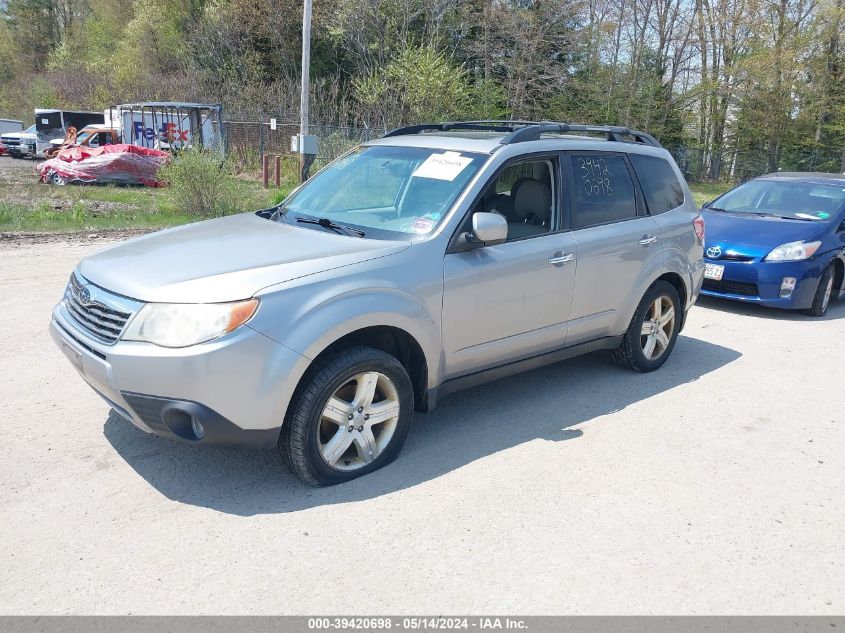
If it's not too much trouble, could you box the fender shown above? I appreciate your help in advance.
[663,236,704,310]
[609,247,668,335]
[248,267,443,390]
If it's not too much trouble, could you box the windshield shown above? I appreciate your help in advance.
[712,179,845,221]
[278,145,487,238]
[25,125,35,133]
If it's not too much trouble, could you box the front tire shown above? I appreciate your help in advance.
[613,280,681,372]
[280,346,414,486]
[805,264,835,317]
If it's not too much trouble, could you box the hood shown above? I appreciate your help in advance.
[0,132,35,140]
[701,209,826,260]
[79,213,409,303]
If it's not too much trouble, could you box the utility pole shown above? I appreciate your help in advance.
[300,0,311,143]
[295,0,317,183]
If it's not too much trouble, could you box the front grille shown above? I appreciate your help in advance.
[2,138,20,149]
[702,278,759,297]
[64,273,134,344]
[717,253,755,262]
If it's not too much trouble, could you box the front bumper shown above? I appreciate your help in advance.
[50,301,310,450]
[700,257,822,309]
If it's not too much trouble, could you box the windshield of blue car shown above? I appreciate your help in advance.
[278,145,487,238]
[711,180,845,221]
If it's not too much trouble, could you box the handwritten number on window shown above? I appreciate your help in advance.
[577,157,615,198]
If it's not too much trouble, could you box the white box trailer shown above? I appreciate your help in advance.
[34,109,105,157]
[115,102,224,154]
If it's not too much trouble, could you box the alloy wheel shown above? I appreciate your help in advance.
[639,295,675,361]
[317,371,401,471]
[821,276,834,313]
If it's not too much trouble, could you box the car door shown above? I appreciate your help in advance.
[442,155,577,378]
[564,151,663,344]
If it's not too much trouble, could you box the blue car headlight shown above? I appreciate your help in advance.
[765,240,821,262]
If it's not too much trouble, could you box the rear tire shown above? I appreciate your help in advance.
[613,281,681,372]
[805,264,835,317]
[279,346,414,486]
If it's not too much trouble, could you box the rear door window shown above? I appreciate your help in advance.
[568,153,638,229]
[629,154,685,214]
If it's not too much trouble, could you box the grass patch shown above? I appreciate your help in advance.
[0,178,277,232]
[689,181,731,207]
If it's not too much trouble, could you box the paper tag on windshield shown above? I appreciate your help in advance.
[412,152,472,181]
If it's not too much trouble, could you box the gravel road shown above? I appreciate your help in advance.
[1,239,843,615]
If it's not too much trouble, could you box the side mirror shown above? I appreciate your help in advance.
[466,212,508,246]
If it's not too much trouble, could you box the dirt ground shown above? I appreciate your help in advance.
[0,239,843,615]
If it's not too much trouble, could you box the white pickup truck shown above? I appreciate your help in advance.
[0,121,35,158]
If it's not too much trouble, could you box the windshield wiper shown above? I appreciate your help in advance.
[750,212,802,220]
[296,217,365,237]
[270,207,288,223]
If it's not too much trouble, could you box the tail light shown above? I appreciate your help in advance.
[693,215,705,243]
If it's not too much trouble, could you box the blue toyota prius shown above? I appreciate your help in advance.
[700,172,845,316]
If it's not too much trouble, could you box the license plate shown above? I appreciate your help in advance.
[61,341,85,374]
[704,263,724,281]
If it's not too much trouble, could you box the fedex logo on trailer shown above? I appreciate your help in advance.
[132,121,189,142]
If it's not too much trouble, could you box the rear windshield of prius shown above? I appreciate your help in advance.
[712,179,845,221]
[278,145,487,239]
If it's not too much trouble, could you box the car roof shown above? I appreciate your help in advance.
[756,172,845,185]
[366,133,504,154]
[366,132,664,156]
[364,121,665,156]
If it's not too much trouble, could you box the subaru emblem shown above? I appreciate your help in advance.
[79,285,92,305]
[706,245,722,259]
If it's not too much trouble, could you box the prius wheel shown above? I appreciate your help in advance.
[805,264,835,317]
[280,346,414,486]
[613,281,681,372]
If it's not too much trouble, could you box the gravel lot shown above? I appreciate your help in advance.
[0,238,843,615]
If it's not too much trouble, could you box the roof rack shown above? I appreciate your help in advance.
[382,120,662,148]
[382,122,519,137]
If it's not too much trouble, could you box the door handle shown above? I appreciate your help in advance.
[548,253,575,265]
[638,235,658,246]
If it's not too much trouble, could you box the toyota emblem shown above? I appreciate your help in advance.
[706,245,722,259]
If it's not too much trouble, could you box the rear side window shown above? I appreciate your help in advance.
[629,154,684,214]
[569,154,637,228]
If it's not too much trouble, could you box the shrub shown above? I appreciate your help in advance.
[158,149,245,218]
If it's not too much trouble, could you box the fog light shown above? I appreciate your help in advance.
[780,277,797,298]
[191,417,205,440]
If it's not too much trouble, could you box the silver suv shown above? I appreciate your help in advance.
[50,121,705,485]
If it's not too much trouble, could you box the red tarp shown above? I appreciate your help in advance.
[39,144,170,186]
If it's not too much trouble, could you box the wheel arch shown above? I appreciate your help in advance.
[656,271,688,330]
[306,325,431,413]
[831,255,844,295]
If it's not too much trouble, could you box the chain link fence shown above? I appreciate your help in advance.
[670,146,845,184]
[223,118,387,171]
[222,117,844,187]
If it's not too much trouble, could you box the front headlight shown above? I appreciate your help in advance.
[122,298,259,348]
[765,240,821,262]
